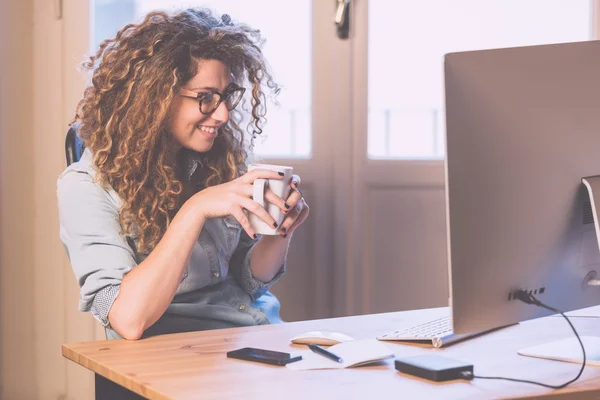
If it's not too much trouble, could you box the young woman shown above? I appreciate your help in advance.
[57,8,309,340]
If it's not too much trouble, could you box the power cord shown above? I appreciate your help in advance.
[459,290,586,389]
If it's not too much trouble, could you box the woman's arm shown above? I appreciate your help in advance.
[109,168,286,339]
[108,198,207,340]
[249,235,291,283]
[59,166,285,340]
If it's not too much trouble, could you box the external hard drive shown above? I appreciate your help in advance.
[395,354,473,382]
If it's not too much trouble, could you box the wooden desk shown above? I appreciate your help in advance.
[62,307,600,400]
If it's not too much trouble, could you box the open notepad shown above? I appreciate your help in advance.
[286,339,394,370]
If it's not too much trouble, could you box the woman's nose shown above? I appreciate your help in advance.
[211,101,229,123]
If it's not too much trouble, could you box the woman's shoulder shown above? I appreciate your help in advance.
[57,148,122,209]
[58,148,96,179]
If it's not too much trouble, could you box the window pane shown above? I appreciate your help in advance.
[92,0,311,158]
[368,0,591,160]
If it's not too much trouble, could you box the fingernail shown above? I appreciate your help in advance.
[284,202,290,209]
[292,181,298,187]
[253,234,258,239]
[273,222,278,228]
[281,227,287,233]
[283,234,288,238]
[278,172,284,176]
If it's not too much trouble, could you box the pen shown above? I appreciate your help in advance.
[307,344,344,363]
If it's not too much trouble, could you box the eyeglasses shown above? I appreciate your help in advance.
[179,83,246,115]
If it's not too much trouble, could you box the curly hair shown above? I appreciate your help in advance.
[73,8,279,254]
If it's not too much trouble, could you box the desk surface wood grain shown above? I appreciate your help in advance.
[62,307,600,400]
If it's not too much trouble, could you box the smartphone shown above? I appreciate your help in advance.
[227,347,302,366]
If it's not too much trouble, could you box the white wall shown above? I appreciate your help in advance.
[1,1,95,398]
[0,0,37,399]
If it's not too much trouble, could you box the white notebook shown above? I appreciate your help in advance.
[286,339,394,371]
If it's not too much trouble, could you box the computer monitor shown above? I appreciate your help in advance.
[444,40,600,336]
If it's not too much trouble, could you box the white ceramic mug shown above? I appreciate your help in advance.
[248,163,294,235]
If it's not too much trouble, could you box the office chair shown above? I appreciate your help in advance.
[65,122,85,166]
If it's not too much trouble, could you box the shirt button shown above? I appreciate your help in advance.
[239,305,246,310]
[213,272,220,278]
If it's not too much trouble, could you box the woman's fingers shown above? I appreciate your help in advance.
[238,195,278,229]
[278,175,307,235]
[239,182,288,214]
[240,168,284,184]
[283,174,303,210]
[264,187,290,213]
[231,207,256,239]
[290,174,301,189]
[240,182,254,198]
[284,188,303,210]
[238,173,294,214]
[278,199,309,235]
[286,201,310,235]
[278,205,299,235]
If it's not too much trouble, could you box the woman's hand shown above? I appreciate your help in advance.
[277,174,310,237]
[245,173,309,283]
[191,169,289,238]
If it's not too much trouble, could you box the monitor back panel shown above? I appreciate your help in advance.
[444,40,600,334]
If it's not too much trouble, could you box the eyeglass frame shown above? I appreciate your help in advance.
[179,83,246,115]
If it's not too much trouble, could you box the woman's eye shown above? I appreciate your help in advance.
[202,93,219,104]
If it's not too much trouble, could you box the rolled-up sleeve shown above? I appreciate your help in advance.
[229,232,286,301]
[57,169,137,326]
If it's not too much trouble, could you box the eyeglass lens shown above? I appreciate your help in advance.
[200,89,244,114]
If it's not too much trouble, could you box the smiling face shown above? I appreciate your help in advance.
[168,59,231,153]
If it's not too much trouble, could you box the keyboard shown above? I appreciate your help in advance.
[377,315,477,348]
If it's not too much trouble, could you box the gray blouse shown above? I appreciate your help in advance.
[57,149,284,339]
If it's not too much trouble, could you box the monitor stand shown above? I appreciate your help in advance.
[583,176,600,256]
[515,176,600,366]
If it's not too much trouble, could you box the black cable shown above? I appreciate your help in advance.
[459,290,586,389]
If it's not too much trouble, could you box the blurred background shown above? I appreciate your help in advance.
[1,0,597,398]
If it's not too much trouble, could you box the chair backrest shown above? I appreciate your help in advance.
[65,123,85,166]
